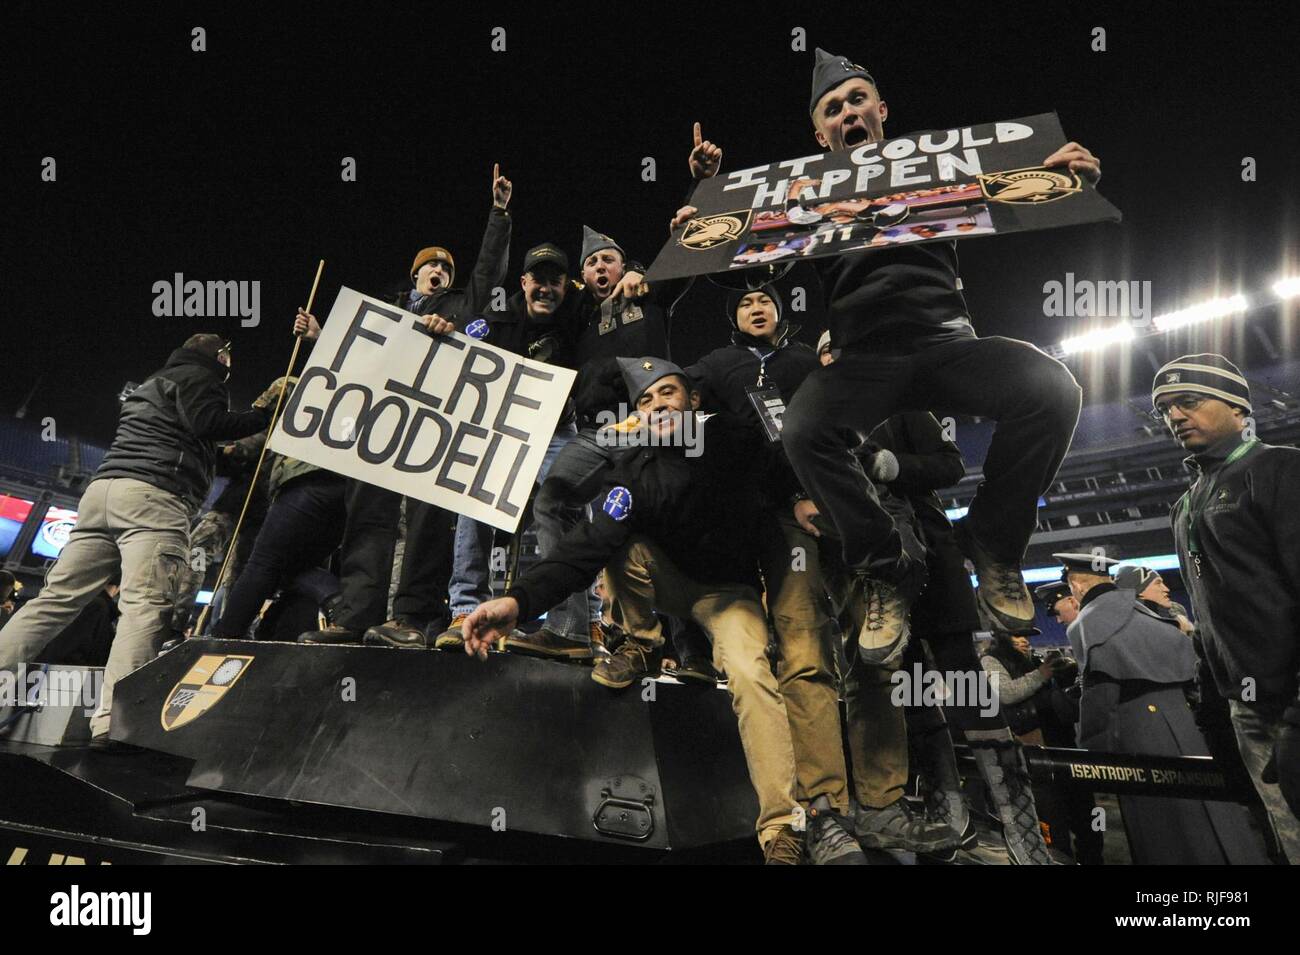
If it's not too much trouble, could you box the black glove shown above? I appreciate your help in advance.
[1276,704,1300,819]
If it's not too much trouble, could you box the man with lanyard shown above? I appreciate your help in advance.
[671,49,1094,675]
[1154,353,1300,859]
[685,287,955,858]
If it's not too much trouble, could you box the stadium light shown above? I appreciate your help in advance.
[1152,294,1249,332]
[1060,321,1136,355]
[1273,276,1300,300]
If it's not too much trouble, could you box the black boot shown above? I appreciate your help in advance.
[909,718,976,855]
[298,594,362,644]
[970,741,1052,864]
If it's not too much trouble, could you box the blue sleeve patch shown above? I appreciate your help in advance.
[465,317,490,339]
[602,486,633,521]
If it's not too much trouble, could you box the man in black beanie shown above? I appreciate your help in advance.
[0,333,271,742]
[671,47,1096,675]
[1153,352,1300,859]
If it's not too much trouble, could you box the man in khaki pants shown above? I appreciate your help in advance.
[0,333,271,742]
[463,357,821,863]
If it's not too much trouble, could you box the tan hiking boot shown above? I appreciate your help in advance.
[953,519,1034,630]
[434,615,469,650]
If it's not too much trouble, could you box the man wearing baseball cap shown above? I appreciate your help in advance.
[671,48,1095,669]
[461,358,861,864]
[429,243,605,660]
[1153,352,1300,857]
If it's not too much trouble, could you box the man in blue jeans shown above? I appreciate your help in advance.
[432,243,605,657]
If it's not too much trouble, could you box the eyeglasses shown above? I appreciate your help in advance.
[1150,394,1205,421]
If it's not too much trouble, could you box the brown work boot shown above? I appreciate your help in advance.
[590,622,611,658]
[763,825,804,865]
[953,519,1034,630]
[433,616,469,650]
[503,628,595,661]
[364,618,429,649]
[590,638,660,689]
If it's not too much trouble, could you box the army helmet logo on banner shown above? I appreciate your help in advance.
[161,654,254,731]
[678,210,754,250]
[978,165,1082,204]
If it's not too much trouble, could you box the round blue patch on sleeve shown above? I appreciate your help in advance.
[466,317,490,339]
[602,486,633,521]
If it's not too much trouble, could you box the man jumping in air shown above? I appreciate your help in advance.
[675,48,1098,669]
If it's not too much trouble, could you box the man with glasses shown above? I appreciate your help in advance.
[1153,352,1300,859]
[0,333,272,744]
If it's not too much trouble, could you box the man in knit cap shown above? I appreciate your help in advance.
[298,165,513,647]
[1153,352,1300,858]
[671,47,1097,685]
[1113,563,1193,634]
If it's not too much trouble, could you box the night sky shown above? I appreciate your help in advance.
[6,1,1298,447]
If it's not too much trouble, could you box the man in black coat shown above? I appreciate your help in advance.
[1058,552,1271,864]
[0,333,271,740]
[297,166,513,647]
[1153,352,1300,860]
[461,358,847,865]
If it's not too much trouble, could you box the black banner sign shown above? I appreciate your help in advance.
[645,112,1121,281]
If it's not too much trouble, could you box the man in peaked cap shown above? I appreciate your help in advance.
[671,46,1099,682]
[431,242,606,660]
[461,358,863,864]
[1034,578,1079,629]
[1057,549,1270,863]
[1052,552,1120,665]
[1153,352,1300,857]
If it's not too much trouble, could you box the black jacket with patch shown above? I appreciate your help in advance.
[1172,435,1300,708]
[95,348,271,509]
[394,207,512,327]
[506,413,764,621]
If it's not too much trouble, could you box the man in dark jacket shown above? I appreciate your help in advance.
[1058,552,1271,864]
[299,166,513,647]
[672,48,1091,666]
[683,285,875,863]
[461,358,843,865]
[1153,352,1300,860]
[429,243,604,658]
[522,223,693,660]
[0,333,270,740]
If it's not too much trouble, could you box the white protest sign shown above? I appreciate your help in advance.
[268,287,575,533]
